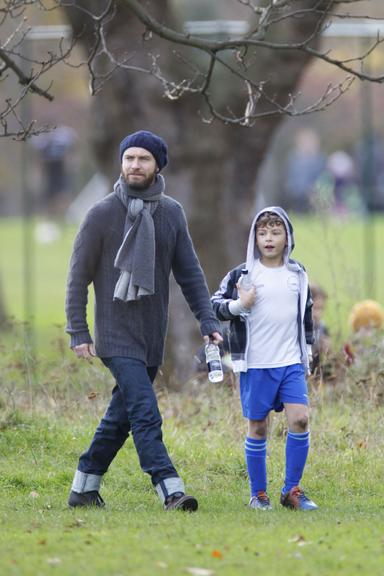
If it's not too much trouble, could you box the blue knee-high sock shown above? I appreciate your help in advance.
[245,437,267,496]
[283,430,310,494]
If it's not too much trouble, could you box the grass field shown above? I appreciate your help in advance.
[1,215,384,575]
[1,376,384,576]
[0,214,383,350]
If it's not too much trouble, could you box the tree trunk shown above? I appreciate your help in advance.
[63,0,332,383]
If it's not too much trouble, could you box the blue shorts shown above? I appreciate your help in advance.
[240,364,308,420]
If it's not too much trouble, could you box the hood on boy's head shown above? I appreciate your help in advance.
[245,206,295,269]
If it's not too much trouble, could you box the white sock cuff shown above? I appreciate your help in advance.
[155,477,185,503]
[71,470,102,493]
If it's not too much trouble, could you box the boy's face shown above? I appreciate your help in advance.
[255,222,287,266]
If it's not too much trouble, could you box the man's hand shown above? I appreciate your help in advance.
[72,343,96,360]
[203,332,223,346]
[236,281,256,310]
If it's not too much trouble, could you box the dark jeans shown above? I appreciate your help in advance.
[78,357,179,486]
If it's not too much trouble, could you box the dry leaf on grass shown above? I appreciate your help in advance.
[186,568,215,576]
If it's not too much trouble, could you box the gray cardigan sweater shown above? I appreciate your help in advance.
[65,191,220,366]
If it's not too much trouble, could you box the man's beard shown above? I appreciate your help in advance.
[125,172,156,190]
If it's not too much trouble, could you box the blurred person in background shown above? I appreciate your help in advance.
[31,125,77,217]
[326,150,364,216]
[284,128,326,213]
[355,132,384,213]
[65,130,222,512]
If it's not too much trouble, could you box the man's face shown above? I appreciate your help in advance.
[121,147,158,190]
[255,223,287,265]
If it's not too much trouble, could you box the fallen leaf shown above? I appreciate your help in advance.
[288,534,306,544]
[47,558,61,565]
[186,568,215,576]
[67,518,85,528]
[211,550,222,559]
[288,534,312,546]
[87,392,98,400]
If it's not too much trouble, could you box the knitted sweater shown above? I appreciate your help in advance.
[65,192,220,365]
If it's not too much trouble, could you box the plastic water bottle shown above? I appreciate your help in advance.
[240,268,251,288]
[238,268,252,317]
[205,343,224,383]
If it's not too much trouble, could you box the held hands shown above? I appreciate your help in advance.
[72,343,96,360]
[236,281,256,310]
[203,332,223,345]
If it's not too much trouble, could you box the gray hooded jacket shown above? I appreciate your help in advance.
[211,206,314,373]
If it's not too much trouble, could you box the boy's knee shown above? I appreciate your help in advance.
[248,419,267,438]
[292,414,309,432]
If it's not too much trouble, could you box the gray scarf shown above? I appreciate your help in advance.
[113,174,164,302]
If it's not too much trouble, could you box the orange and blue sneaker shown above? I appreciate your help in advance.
[280,486,318,511]
[249,491,272,510]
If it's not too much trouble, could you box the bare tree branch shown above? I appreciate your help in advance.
[1,0,384,137]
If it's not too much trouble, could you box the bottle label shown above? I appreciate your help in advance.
[207,360,222,372]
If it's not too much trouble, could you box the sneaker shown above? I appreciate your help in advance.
[249,491,272,510]
[68,490,105,508]
[164,492,198,512]
[280,486,318,511]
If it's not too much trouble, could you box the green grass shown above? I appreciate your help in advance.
[293,213,384,341]
[0,215,383,352]
[1,215,384,575]
[1,380,384,576]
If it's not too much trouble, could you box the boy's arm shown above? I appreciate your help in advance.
[211,269,250,321]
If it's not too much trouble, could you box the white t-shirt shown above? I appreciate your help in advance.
[247,260,301,368]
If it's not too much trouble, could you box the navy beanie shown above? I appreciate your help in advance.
[119,130,168,171]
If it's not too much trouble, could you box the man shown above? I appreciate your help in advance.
[66,130,222,511]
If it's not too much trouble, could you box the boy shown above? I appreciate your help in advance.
[211,207,317,511]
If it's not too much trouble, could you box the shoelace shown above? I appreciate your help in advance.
[256,491,270,502]
[290,487,308,501]
[165,492,184,506]
[94,492,105,505]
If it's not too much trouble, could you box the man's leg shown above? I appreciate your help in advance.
[69,383,132,506]
[104,357,197,510]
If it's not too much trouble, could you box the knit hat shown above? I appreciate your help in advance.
[119,130,168,171]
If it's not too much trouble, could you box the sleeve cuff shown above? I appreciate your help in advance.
[229,299,249,316]
[200,319,222,337]
[69,331,93,349]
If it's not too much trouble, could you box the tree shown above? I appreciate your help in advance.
[1,0,383,372]
[2,1,383,140]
